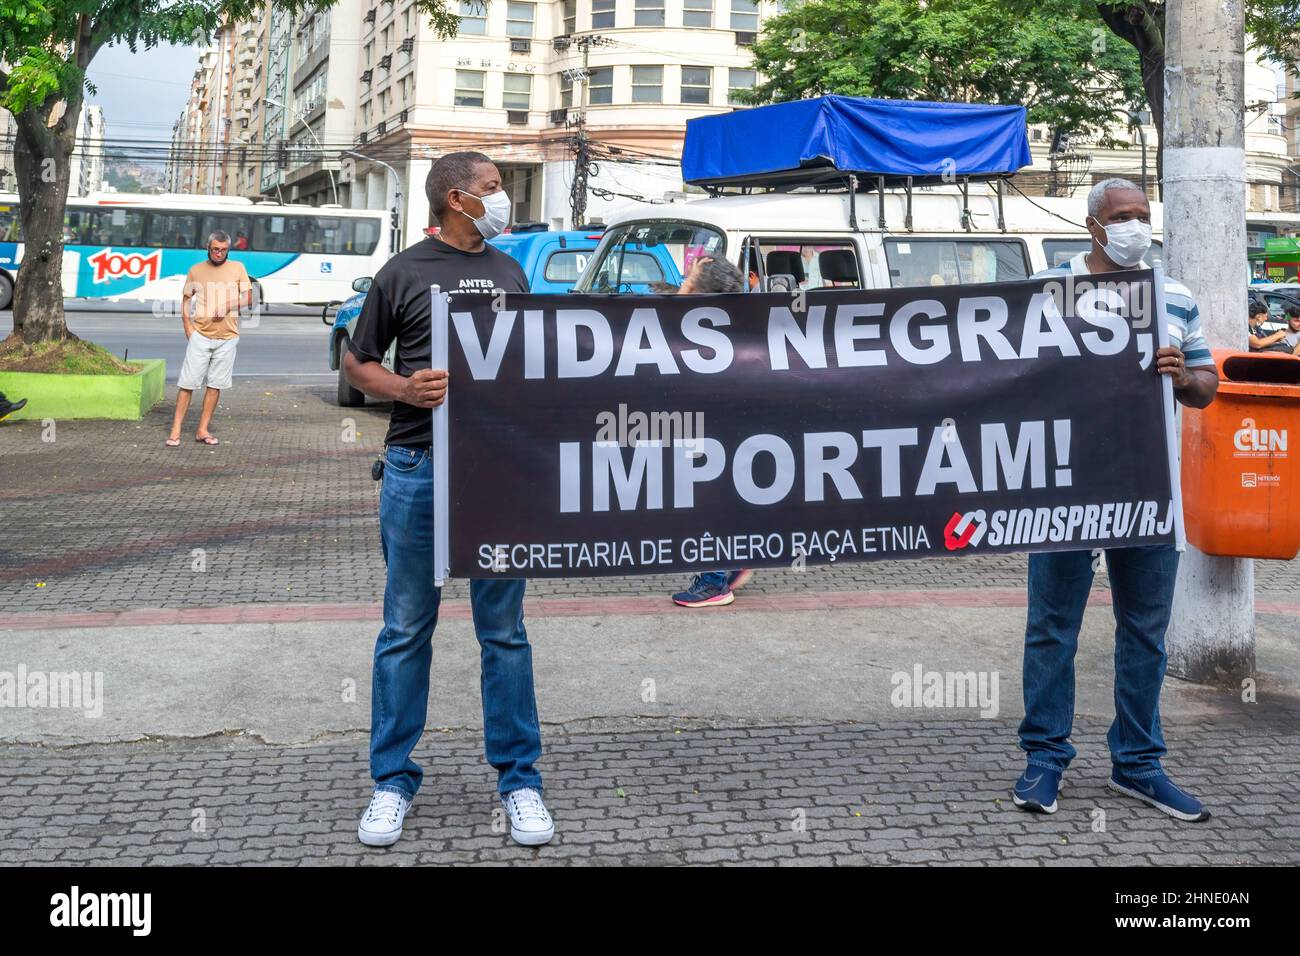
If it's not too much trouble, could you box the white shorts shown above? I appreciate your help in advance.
[178,332,237,391]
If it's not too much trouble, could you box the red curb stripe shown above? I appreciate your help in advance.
[0,587,1294,632]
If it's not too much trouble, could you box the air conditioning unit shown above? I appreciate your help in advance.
[399,108,408,123]
[377,120,386,135]
[552,36,572,52]
[358,131,368,144]
[364,9,376,23]
[507,110,528,125]
[399,37,414,54]
[379,53,392,70]
[510,38,531,54]
[734,31,756,46]
[361,69,373,83]
[549,108,567,125]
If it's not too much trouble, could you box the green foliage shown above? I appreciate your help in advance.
[744,0,1147,140]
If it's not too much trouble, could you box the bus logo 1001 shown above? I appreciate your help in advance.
[87,248,163,284]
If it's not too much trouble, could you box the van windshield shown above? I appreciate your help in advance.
[577,220,726,293]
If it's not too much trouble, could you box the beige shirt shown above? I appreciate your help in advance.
[183,260,251,340]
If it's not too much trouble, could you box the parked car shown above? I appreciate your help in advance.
[323,227,604,406]
[1248,287,1299,336]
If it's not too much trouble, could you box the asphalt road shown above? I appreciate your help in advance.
[0,300,337,384]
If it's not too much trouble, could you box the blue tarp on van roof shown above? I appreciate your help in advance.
[681,95,1031,188]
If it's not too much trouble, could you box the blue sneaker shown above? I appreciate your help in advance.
[1012,765,1062,814]
[1108,769,1211,822]
[672,574,734,608]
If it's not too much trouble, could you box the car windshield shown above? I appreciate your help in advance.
[577,220,726,293]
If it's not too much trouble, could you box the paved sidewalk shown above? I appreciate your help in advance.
[2,715,1295,866]
[2,381,1296,867]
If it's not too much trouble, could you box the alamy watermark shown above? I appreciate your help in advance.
[0,666,103,718]
[890,663,999,718]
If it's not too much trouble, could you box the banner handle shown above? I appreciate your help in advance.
[1152,266,1187,551]
[431,284,450,585]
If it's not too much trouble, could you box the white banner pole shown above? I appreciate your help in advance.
[430,284,450,585]
[1151,266,1186,551]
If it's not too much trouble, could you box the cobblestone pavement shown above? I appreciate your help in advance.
[0,714,1294,866]
[2,382,1298,614]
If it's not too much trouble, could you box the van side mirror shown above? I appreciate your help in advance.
[352,276,372,293]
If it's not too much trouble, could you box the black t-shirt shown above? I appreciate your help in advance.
[349,236,528,447]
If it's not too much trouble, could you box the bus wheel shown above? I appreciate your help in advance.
[337,333,365,407]
[0,272,12,312]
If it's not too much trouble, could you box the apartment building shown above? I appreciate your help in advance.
[343,0,765,245]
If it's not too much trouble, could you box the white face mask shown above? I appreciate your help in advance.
[458,187,511,240]
[1094,217,1152,268]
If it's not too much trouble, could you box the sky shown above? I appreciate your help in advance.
[85,42,200,168]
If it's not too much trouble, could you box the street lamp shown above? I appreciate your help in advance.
[343,150,402,253]
[265,96,339,205]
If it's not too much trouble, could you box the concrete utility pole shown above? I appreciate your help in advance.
[1164,0,1254,683]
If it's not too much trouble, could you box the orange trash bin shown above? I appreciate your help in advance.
[1182,349,1300,559]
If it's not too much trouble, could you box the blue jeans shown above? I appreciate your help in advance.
[1019,545,1179,779]
[370,444,543,799]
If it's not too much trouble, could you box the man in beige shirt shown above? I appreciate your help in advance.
[167,231,251,446]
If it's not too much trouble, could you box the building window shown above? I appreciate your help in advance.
[632,65,662,103]
[563,0,576,32]
[458,0,486,35]
[727,67,756,104]
[588,66,613,105]
[634,0,664,26]
[507,1,535,37]
[504,73,532,110]
[730,0,758,30]
[683,0,713,27]
[681,66,711,105]
[560,73,573,108]
[455,69,485,107]
[592,0,615,28]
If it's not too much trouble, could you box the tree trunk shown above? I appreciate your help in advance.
[1098,3,1167,199]
[9,96,79,344]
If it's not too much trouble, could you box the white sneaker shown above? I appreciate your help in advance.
[502,787,555,846]
[357,789,411,847]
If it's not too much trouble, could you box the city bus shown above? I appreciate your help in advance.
[0,192,389,311]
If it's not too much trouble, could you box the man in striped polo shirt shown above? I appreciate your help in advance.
[1013,178,1219,822]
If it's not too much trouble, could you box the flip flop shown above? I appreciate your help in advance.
[165,437,181,447]
[195,436,219,445]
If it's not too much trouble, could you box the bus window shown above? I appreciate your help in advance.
[1042,238,1164,271]
[885,238,1028,287]
[0,204,20,242]
[75,208,146,247]
[300,216,380,255]
[351,218,381,255]
[146,212,201,249]
[200,214,254,250]
[253,214,303,252]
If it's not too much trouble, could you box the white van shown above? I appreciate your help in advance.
[574,185,1165,295]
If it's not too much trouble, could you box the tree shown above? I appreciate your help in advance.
[0,0,457,344]
[742,0,1148,146]
[1026,2,1300,193]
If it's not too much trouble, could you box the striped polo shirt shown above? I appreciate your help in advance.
[1034,252,1215,369]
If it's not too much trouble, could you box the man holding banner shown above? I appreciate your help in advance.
[1013,178,1219,822]
[343,151,555,849]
